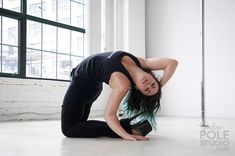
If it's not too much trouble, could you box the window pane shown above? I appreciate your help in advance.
[3,0,20,12]
[57,54,70,80]
[71,2,84,28]
[0,17,2,43]
[42,24,56,52]
[2,45,18,74]
[0,0,2,8]
[58,28,70,54]
[0,17,1,72]
[26,0,86,28]
[42,0,56,21]
[42,52,56,78]
[27,20,42,50]
[58,0,70,25]
[27,0,42,18]
[0,52,1,72]
[26,49,41,78]
[83,4,87,29]
[71,31,83,56]
[71,56,83,69]
[2,17,18,46]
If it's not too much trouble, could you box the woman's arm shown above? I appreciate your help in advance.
[104,87,132,139]
[138,57,178,87]
[105,73,149,141]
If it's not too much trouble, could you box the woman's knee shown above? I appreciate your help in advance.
[61,126,74,138]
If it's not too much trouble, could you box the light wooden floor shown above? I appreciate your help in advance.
[0,117,234,156]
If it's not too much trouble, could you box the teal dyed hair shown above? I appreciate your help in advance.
[120,69,162,130]
[121,89,160,130]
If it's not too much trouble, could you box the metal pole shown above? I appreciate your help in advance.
[200,0,208,127]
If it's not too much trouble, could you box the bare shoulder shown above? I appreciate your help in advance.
[136,57,148,69]
[108,72,130,92]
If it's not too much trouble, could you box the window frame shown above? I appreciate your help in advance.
[0,0,85,82]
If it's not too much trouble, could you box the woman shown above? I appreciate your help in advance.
[61,51,178,141]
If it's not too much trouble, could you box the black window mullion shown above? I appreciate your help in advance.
[0,8,21,20]
[18,0,27,78]
[0,16,2,72]
[27,15,85,33]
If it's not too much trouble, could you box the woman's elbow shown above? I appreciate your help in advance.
[170,59,179,67]
[104,113,109,121]
[104,112,115,121]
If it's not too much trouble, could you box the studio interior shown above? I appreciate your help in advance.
[0,0,234,156]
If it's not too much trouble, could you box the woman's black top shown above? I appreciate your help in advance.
[72,51,142,85]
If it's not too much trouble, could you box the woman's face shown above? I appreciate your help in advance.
[135,72,159,96]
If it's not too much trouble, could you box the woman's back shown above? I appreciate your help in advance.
[73,51,141,85]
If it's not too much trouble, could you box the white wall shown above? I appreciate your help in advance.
[0,78,67,121]
[146,0,235,118]
[0,77,107,121]
[205,0,235,118]
[146,0,202,117]
[87,0,101,55]
[128,0,146,57]
[93,0,146,114]
[102,0,145,57]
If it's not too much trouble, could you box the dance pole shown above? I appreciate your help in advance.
[200,0,208,127]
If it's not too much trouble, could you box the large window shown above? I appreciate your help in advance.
[0,0,86,80]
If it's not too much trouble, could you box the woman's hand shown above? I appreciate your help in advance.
[122,134,150,141]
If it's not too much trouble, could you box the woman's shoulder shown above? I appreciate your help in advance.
[108,72,131,91]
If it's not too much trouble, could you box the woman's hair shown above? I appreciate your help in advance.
[126,68,162,117]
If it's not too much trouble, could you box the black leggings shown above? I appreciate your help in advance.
[61,77,132,138]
